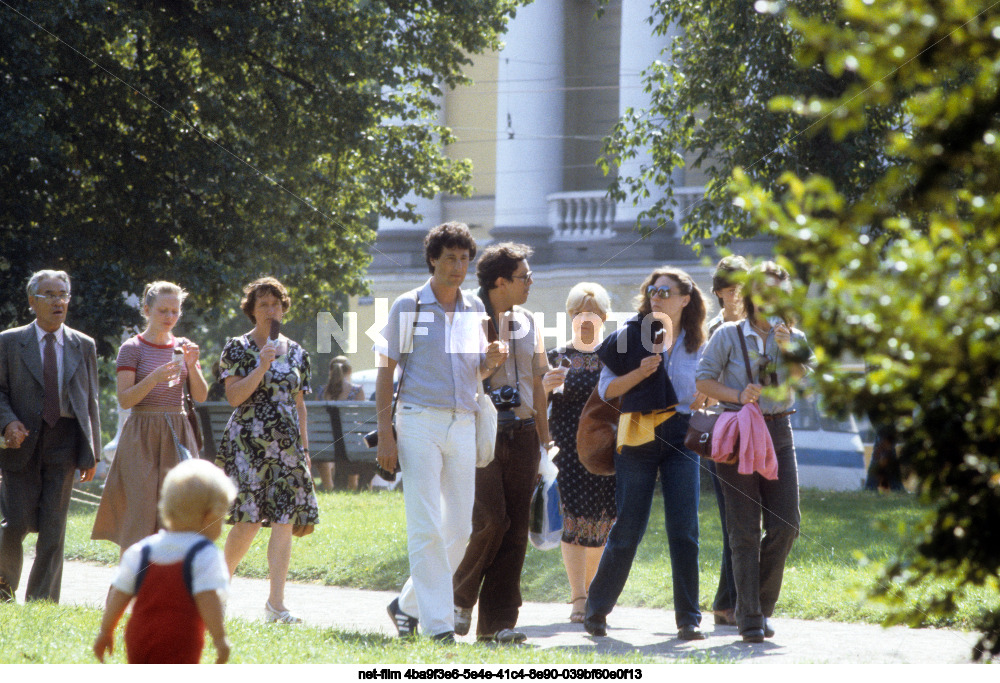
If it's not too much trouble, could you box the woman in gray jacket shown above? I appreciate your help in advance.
[695,261,811,643]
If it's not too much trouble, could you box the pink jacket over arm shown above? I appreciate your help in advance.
[711,402,779,480]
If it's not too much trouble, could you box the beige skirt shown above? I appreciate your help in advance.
[91,407,198,550]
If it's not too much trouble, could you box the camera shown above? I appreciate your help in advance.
[363,427,399,482]
[489,385,521,424]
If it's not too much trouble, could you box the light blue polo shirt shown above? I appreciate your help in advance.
[373,279,487,413]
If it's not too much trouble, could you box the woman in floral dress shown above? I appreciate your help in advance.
[542,283,616,623]
[216,276,318,624]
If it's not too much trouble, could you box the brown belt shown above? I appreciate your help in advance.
[763,409,796,422]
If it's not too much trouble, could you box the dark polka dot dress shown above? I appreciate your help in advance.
[547,346,616,547]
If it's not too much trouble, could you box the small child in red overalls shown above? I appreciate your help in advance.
[93,459,237,664]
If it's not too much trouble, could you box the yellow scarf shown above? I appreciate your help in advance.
[616,410,675,452]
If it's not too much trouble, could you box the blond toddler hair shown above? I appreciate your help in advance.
[158,460,236,532]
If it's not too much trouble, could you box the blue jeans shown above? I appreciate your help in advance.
[585,414,701,628]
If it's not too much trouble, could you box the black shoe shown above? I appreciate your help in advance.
[387,598,418,638]
[583,614,607,637]
[0,579,13,603]
[741,628,765,643]
[678,625,707,641]
[477,628,527,645]
[764,619,775,638]
[431,631,455,644]
[713,609,736,626]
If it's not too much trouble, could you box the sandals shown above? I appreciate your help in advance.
[570,596,587,623]
[265,601,303,624]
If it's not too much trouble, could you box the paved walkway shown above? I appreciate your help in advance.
[18,555,981,664]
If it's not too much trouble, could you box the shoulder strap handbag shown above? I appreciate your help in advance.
[683,326,756,463]
[576,386,620,476]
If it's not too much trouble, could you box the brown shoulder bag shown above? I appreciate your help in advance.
[576,387,620,476]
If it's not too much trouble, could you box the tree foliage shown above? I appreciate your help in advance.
[1,0,516,353]
[602,0,901,242]
[726,0,1000,661]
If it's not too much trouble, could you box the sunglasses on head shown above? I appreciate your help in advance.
[646,285,673,299]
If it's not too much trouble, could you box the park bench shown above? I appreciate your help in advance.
[195,400,379,490]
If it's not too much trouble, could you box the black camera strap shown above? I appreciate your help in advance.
[483,310,518,395]
[390,299,422,424]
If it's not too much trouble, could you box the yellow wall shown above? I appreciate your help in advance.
[445,52,499,198]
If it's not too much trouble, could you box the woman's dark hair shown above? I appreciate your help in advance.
[743,261,792,326]
[634,266,706,353]
[424,222,477,273]
[323,356,351,400]
[476,242,533,290]
[240,276,291,323]
[711,255,750,307]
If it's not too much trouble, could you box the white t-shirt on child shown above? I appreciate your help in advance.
[112,530,229,598]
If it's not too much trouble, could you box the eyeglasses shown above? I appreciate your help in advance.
[34,293,71,303]
[511,271,533,282]
[646,285,673,299]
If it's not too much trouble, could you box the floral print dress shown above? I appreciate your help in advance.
[547,346,616,547]
[216,334,319,532]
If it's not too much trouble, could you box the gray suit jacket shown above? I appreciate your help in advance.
[0,324,101,471]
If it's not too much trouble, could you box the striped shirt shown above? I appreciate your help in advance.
[116,334,199,407]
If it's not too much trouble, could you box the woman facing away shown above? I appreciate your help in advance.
[318,355,366,491]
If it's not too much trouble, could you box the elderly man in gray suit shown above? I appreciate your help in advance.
[0,269,101,602]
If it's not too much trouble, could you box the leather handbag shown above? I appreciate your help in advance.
[684,408,736,464]
[683,326,755,465]
[575,387,620,476]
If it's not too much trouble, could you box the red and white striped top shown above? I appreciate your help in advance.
[116,334,200,407]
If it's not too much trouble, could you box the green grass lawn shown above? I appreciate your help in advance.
[64,482,998,631]
[0,602,675,665]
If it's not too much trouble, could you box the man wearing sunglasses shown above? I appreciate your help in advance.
[0,269,101,603]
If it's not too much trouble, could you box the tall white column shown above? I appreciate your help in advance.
[617,0,675,226]
[492,0,565,253]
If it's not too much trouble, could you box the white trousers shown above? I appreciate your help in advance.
[395,404,476,636]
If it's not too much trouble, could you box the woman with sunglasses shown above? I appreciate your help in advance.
[695,261,811,643]
[583,267,709,641]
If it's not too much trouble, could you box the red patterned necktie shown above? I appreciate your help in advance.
[43,332,60,427]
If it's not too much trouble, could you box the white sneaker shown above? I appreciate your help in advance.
[454,607,473,636]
